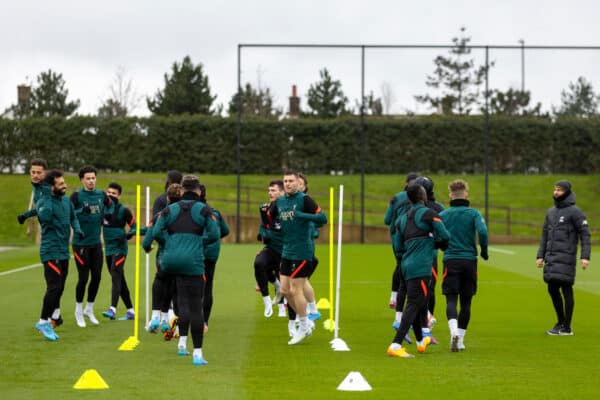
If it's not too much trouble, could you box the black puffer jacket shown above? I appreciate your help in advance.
[537,192,591,284]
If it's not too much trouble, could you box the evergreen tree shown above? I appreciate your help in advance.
[553,76,599,118]
[228,83,281,117]
[488,88,542,116]
[415,27,490,115]
[7,70,80,117]
[306,68,349,118]
[147,55,218,116]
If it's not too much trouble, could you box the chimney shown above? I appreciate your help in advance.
[17,85,31,106]
[288,85,300,118]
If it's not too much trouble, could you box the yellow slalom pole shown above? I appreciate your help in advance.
[134,184,140,339]
[328,187,335,330]
[119,184,141,350]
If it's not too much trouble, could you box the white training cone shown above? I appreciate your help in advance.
[337,371,372,391]
[330,338,350,351]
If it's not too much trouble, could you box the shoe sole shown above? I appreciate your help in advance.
[387,349,414,358]
[451,336,459,352]
[288,331,311,345]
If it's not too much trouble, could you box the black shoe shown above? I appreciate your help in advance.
[51,316,63,328]
[546,323,562,335]
[558,326,573,336]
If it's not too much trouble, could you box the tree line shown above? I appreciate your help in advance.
[1,115,599,174]
[3,28,600,120]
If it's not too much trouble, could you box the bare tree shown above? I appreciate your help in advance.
[380,81,396,115]
[98,66,142,117]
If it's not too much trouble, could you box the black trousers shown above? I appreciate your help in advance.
[254,247,280,297]
[106,254,133,309]
[176,274,206,348]
[41,259,69,320]
[392,277,430,345]
[73,244,103,303]
[152,263,176,314]
[393,257,407,312]
[203,259,217,325]
[445,293,473,329]
[547,280,574,328]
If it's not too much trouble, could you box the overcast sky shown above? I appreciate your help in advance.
[2,0,600,116]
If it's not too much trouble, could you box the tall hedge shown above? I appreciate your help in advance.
[1,115,599,173]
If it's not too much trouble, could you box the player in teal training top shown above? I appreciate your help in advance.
[439,179,488,352]
[70,165,111,327]
[268,171,327,345]
[101,182,137,321]
[35,169,83,341]
[387,184,450,358]
[17,158,49,224]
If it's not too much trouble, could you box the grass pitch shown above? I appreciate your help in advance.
[0,244,598,399]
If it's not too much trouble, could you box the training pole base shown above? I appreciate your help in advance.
[118,336,140,351]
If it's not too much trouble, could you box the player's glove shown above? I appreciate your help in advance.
[480,248,489,260]
[126,232,135,240]
[257,233,263,242]
[17,214,27,224]
[82,204,91,214]
[76,231,85,240]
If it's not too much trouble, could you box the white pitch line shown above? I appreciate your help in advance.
[489,247,516,255]
[0,263,42,276]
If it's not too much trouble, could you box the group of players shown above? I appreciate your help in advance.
[19,157,592,371]
[384,173,488,358]
[22,158,491,361]
[19,160,139,340]
[20,161,230,366]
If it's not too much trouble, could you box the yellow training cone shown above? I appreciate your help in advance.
[316,298,331,309]
[73,369,109,390]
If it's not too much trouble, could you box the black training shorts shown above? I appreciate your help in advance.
[442,258,478,296]
[280,258,312,278]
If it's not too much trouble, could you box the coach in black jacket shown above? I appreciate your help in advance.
[536,180,590,336]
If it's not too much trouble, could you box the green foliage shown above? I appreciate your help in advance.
[228,83,281,117]
[7,70,80,118]
[488,88,543,116]
[416,27,490,115]
[2,115,600,175]
[147,55,218,116]
[97,99,128,119]
[553,76,600,118]
[306,68,349,118]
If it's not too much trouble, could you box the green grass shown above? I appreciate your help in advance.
[0,244,598,399]
[2,173,600,246]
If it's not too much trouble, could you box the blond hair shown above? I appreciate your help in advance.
[449,179,469,195]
